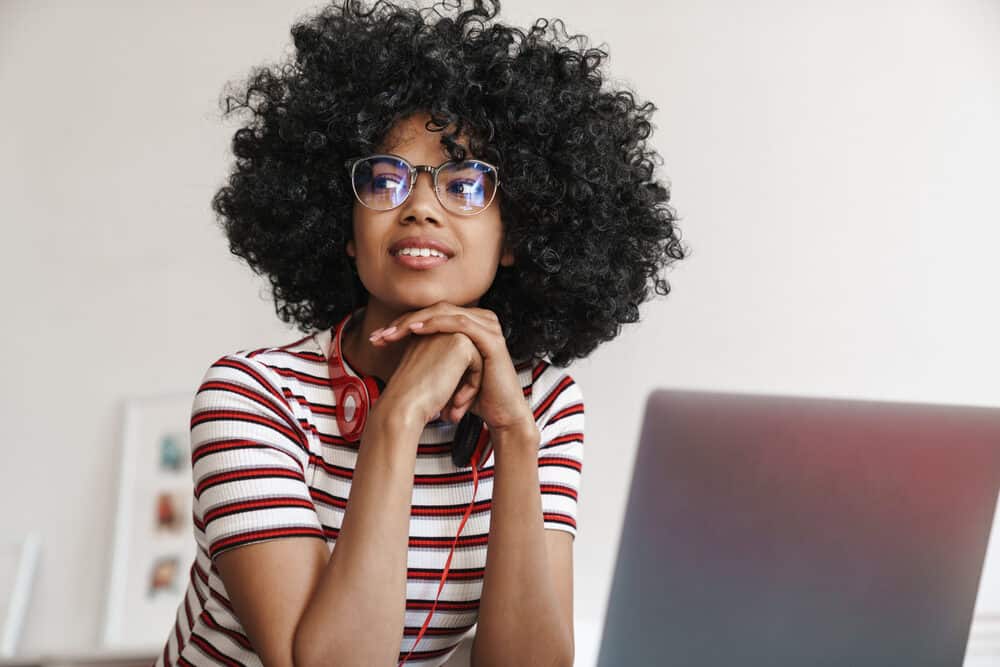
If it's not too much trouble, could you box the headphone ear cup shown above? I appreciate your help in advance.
[334,375,371,442]
[362,375,382,402]
[452,413,484,468]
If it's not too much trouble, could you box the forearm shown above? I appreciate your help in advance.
[472,425,574,667]
[293,401,423,667]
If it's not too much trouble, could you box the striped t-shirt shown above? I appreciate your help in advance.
[156,328,585,666]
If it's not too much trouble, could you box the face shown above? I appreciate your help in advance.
[345,112,514,314]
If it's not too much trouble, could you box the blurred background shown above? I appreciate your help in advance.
[1,0,997,664]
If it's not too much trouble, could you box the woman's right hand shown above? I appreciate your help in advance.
[373,330,484,427]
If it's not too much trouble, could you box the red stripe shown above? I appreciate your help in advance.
[410,499,492,517]
[209,527,326,559]
[199,609,253,651]
[408,534,489,548]
[543,432,584,448]
[308,456,356,480]
[183,593,193,635]
[195,466,304,498]
[413,468,497,485]
[198,379,303,442]
[268,365,330,387]
[402,622,475,636]
[191,561,235,613]
[191,439,301,469]
[543,512,577,529]
[174,617,184,653]
[309,487,348,510]
[538,456,582,472]
[203,496,316,524]
[533,375,575,420]
[191,409,306,454]
[397,642,463,662]
[188,632,245,667]
[408,568,485,580]
[541,484,579,500]
[211,357,290,411]
[548,403,584,424]
[189,562,206,606]
[406,598,481,612]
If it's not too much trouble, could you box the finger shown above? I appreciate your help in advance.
[385,313,503,361]
[374,311,496,344]
[452,372,481,407]
[450,403,470,424]
[447,351,482,408]
[371,304,500,342]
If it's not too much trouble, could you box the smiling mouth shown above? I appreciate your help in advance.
[390,250,450,270]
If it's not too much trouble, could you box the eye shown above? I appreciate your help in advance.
[372,174,405,192]
[447,179,485,197]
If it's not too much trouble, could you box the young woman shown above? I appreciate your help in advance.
[157,0,685,665]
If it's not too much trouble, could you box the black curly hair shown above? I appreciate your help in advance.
[211,0,686,367]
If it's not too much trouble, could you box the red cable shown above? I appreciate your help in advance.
[398,433,484,666]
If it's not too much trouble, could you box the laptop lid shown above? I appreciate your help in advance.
[597,389,1000,667]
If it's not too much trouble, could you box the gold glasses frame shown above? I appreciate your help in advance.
[345,153,500,216]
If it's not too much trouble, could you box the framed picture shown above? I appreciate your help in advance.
[0,531,41,657]
[103,392,197,651]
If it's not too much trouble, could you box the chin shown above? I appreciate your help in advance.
[382,288,486,311]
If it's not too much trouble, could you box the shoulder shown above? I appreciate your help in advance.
[203,332,326,384]
[196,331,328,410]
[518,356,585,427]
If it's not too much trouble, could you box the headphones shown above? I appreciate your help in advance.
[325,308,487,664]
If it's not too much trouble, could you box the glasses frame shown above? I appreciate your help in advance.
[344,153,500,216]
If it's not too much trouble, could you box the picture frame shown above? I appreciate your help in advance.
[102,392,198,651]
[0,531,41,657]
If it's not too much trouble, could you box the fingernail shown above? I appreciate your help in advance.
[381,325,397,336]
[409,322,424,329]
[368,328,384,340]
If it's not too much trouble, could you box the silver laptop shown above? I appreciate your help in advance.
[597,389,1000,667]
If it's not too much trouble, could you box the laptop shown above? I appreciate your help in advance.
[596,388,1000,667]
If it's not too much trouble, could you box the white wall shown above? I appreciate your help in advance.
[1,0,998,661]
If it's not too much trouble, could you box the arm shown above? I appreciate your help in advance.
[291,401,426,666]
[470,422,575,667]
[216,398,425,667]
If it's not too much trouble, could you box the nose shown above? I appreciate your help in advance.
[400,166,443,223]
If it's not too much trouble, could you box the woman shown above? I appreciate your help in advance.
[157,0,684,665]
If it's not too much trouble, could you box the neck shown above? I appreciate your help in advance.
[339,298,484,384]
[340,301,412,384]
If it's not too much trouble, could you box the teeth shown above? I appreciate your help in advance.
[397,247,446,258]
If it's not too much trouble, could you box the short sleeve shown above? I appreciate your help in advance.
[532,363,585,539]
[190,354,325,561]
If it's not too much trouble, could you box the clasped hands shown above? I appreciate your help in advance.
[368,301,538,443]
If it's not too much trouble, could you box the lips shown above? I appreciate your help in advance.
[388,236,455,258]
[391,252,449,270]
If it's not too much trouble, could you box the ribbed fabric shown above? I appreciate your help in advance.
[155,329,585,667]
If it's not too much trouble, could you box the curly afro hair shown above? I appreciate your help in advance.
[211,0,686,367]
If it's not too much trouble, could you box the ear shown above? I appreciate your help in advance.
[346,239,356,258]
[499,242,515,267]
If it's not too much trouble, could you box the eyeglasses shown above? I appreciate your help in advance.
[345,154,500,216]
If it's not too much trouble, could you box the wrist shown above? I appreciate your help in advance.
[369,393,427,439]
[491,416,540,452]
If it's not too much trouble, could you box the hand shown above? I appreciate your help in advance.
[370,302,538,438]
[372,326,484,429]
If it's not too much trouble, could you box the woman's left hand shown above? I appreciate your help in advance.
[369,302,537,439]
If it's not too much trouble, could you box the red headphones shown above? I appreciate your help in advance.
[326,308,488,665]
[327,308,385,442]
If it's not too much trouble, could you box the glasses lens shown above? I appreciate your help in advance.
[352,156,412,210]
[437,160,497,213]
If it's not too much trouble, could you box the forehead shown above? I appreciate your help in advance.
[378,113,471,156]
